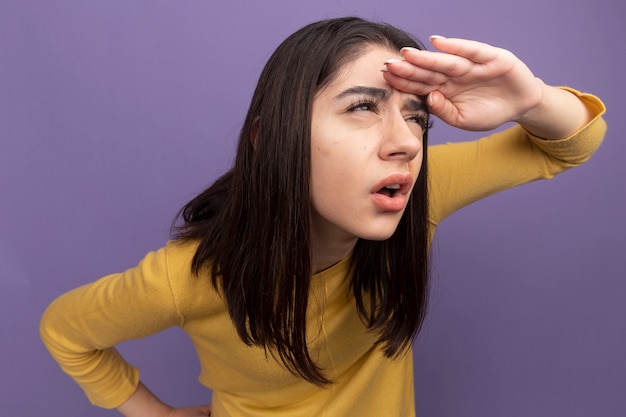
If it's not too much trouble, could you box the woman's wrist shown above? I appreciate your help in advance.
[117,381,173,417]
[516,80,593,140]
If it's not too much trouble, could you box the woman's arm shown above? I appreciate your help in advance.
[39,242,209,410]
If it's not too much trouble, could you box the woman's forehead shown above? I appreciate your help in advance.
[322,46,420,102]
[330,46,401,88]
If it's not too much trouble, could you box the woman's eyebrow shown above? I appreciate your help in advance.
[404,98,427,113]
[335,86,426,112]
[335,86,390,101]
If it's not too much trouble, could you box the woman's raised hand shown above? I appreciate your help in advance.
[383,36,544,132]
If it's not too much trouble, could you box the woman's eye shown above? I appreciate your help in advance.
[348,100,378,113]
[406,113,431,130]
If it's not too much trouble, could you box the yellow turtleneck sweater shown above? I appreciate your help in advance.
[40,89,606,416]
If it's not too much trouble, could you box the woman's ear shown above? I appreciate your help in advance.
[250,116,260,149]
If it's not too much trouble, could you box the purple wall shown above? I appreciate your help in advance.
[1,1,624,415]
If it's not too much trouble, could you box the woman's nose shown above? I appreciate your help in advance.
[379,115,423,162]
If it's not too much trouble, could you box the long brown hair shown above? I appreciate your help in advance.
[173,17,431,386]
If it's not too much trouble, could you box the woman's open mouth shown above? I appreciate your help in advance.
[376,184,401,197]
[370,174,413,211]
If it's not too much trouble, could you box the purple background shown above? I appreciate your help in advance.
[1,1,624,415]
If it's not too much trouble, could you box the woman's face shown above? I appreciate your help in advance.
[310,45,427,246]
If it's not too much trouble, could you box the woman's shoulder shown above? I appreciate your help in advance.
[158,239,224,317]
[163,238,201,270]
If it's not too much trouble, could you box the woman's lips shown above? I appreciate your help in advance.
[371,192,408,211]
[370,173,413,211]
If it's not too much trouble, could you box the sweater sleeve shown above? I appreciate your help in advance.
[39,242,195,408]
[427,88,607,226]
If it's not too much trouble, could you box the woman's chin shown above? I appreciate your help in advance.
[357,227,398,242]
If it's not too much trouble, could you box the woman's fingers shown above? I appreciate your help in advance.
[383,38,499,87]
[167,403,213,416]
[399,48,473,78]
[428,36,501,64]
[396,38,510,80]
[384,58,449,85]
[382,69,440,96]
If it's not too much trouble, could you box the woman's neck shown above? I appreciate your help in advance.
[310,228,357,274]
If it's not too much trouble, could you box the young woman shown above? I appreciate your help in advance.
[40,17,606,417]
